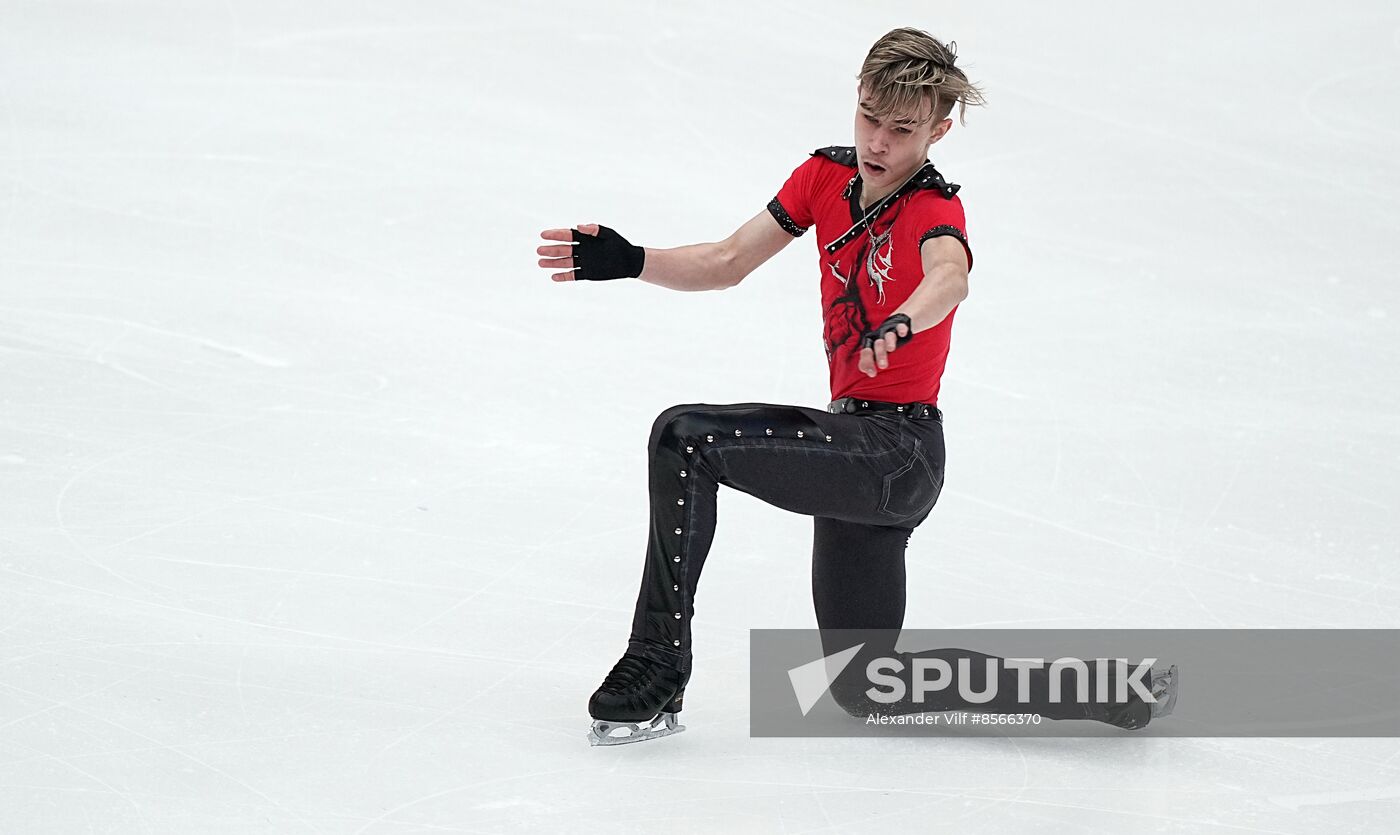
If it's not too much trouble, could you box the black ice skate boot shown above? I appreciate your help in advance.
[587,653,690,746]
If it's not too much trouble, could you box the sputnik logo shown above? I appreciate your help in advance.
[787,643,865,716]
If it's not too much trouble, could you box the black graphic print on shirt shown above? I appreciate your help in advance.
[823,198,904,363]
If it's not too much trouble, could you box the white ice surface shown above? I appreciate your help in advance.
[2,1,1399,832]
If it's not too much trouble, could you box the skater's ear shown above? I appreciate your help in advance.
[927,118,953,147]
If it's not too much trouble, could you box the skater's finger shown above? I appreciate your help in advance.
[541,224,599,243]
[537,244,575,257]
[538,256,575,270]
[858,346,876,376]
[874,340,891,370]
[895,322,910,338]
[883,331,900,354]
[551,269,576,282]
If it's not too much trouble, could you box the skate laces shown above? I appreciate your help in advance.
[599,654,654,693]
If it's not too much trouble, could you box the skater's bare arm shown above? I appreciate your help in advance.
[857,235,971,377]
[901,234,970,332]
[536,211,794,291]
[638,210,795,291]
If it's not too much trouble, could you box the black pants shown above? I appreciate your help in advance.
[623,401,1149,723]
[626,401,943,670]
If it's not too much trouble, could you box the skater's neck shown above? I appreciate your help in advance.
[857,164,921,213]
[859,176,895,211]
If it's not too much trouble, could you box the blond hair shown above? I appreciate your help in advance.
[858,28,987,126]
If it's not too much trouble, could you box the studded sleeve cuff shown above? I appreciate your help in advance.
[918,224,973,271]
[766,198,808,237]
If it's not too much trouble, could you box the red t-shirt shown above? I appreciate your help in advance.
[768,147,972,407]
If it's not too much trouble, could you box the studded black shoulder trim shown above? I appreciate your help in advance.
[766,198,808,237]
[918,224,966,248]
[910,165,961,199]
[918,224,973,269]
[813,146,858,167]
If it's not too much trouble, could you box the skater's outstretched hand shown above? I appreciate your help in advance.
[536,223,598,281]
[858,314,913,378]
[536,223,644,281]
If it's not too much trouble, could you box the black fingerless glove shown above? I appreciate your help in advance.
[861,313,914,351]
[572,225,645,281]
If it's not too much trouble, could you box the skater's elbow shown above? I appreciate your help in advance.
[712,211,792,289]
[951,272,969,303]
[710,241,747,289]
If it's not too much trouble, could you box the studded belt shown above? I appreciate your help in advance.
[827,397,942,422]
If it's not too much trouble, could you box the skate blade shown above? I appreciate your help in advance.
[587,712,686,746]
[1150,664,1180,719]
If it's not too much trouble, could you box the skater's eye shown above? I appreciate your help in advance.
[865,113,912,135]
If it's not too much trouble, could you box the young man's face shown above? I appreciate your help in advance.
[853,85,953,188]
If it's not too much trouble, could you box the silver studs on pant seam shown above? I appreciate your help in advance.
[670,439,693,652]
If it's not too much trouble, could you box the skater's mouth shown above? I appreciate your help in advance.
[863,160,887,176]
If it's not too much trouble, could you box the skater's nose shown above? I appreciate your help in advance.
[865,129,890,156]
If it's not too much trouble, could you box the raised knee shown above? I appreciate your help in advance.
[649,404,714,452]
